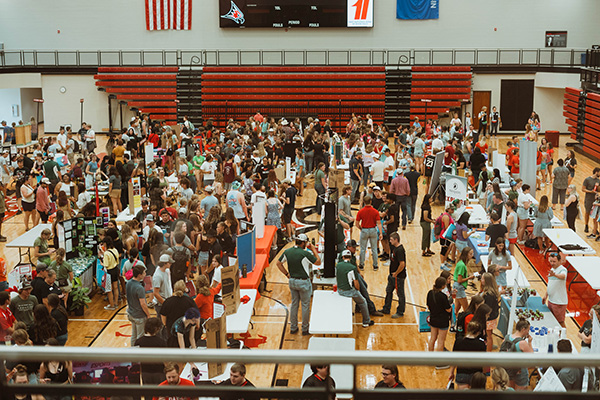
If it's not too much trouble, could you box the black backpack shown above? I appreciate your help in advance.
[500,335,525,375]
[72,140,81,154]
[170,247,189,283]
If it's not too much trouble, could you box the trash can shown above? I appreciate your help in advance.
[545,130,560,148]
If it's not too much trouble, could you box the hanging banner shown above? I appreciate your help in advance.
[445,174,468,207]
[397,0,439,20]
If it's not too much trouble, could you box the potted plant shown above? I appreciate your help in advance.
[75,245,92,259]
[70,277,92,316]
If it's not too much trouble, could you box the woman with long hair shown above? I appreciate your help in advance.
[294,147,305,196]
[419,194,436,256]
[39,339,73,395]
[481,272,500,353]
[452,247,477,328]
[516,184,533,243]
[489,237,512,290]
[564,184,580,231]
[108,166,122,217]
[20,174,38,230]
[533,195,553,253]
[194,275,221,320]
[491,367,513,391]
[454,212,474,256]
[565,150,577,184]
[47,294,69,346]
[426,276,452,354]
[29,304,59,345]
[455,295,484,341]
[204,206,222,232]
[223,207,240,237]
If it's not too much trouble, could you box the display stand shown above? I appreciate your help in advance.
[427,151,446,197]
[236,226,256,275]
[519,139,538,198]
[127,177,141,216]
[252,203,265,239]
[445,174,468,208]
[58,217,103,260]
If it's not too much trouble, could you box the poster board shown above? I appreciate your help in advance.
[205,316,227,378]
[252,203,265,239]
[144,143,154,165]
[519,139,538,198]
[59,217,102,260]
[427,151,446,196]
[534,367,566,392]
[99,206,111,228]
[128,177,141,215]
[7,264,33,293]
[445,174,468,207]
[236,229,256,274]
[220,263,240,316]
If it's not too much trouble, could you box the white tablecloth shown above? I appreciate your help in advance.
[461,204,489,225]
[301,337,355,399]
[543,229,596,255]
[226,289,257,334]
[6,224,52,248]
[566,256,600,290]
[309,290,353,335]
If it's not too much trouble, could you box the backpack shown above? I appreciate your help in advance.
[433,213,447,239]
[500,335,525,375]
[170,247,189,283]
[188,121,195,132]
[72,140,81,154]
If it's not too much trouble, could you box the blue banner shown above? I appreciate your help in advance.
[397,0,439,20]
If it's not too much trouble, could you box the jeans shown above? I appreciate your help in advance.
[289,278,312,332]
[420,221,431,251]
[338,287,371,325]
[128,314,147,347]
[56,333,68,346]
[407,194,418,221]
[382,274,406,315]
[359,227,378,269]
[397,196,408,227]
[356,273,376,313]
[305,150,315,173]
[350,179,361,202]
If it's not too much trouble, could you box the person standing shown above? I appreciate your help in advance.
[349,151,363,204]
[226,181,249,221]
[426,276,452,356]
[404,164,421,224]
[356,196,383,271]
[371,153,385,189]
[478,106,488,136]
[126,265,150,347]
[338,186,355,237]
[552,159,570,210]
[378,233,406,318]
[336,250,375,328]
[543,253,568,328]
[449,321,487,389]
[281,178,297,239]
[276,233,321,335]
[583,167,600,236]
[420,194,435,257]
[134,317,167,385]
[490,106,501,138]
[389,169,410,230]
[152,254,174,315]
[564,184,580,232]
[0,181,6,242]
[10,282,39,329]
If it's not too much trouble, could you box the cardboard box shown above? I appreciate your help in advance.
[221,263,240,316]
[205,316,227,378]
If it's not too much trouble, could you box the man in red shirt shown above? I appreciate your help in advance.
[356,196,383,271]
[511,148,520,178]
[0,291,16,344]
[157,363,195,400]
[505,140,516,173]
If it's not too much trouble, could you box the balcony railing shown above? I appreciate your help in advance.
[0,347,598,399]
[0,48,587,68]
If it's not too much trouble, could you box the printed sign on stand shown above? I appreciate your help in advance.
[445,174,468,207]
[534,367,566,392]
[144,143,154,165]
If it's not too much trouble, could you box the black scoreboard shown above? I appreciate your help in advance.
[219,0,374,28]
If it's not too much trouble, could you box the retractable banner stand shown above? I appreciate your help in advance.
[396,0,439,20]
[144,143,154,166]
[519,139,538,198]
[445,174,468,208]
[427,151,446,196]
[252,203,265,239]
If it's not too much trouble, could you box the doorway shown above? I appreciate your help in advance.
[472,91,491,130]
[500,80,534,131]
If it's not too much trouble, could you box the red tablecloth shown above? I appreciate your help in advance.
[239,253,269,290]
[256,225,277,254]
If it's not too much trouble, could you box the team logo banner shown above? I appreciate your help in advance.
[396,0,439,20]
[348,0,373,27]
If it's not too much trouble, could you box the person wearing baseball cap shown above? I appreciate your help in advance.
[335,250,374,328]
[226,180,248,221]
[276,233,321,335]
[143,214,162,241]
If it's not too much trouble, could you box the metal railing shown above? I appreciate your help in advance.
[0,48,588,68]
[1,347,599,399]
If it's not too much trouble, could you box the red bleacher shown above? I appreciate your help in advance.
[94,67,178,123]
[563,87,581,140]
[409,67,472,121]
[200,66,386,129]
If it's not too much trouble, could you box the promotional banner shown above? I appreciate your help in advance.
[348,0,373,27]
[397,0,439,20]
[445,174,468,207]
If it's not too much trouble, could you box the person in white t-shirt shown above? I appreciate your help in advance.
[383,148,395,191]
[450,113,462,128]
[210,256,224,296]
[370,153,385,188]
[543,253,568,328]
[84,123,96,154]
[56,127,67,153]
[201,154,217,186]
[431,133,444,153]
[152,254,174,314]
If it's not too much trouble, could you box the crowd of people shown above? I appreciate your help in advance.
[0,108,598,395]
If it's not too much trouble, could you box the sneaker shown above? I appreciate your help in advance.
[359,265,364,270]
[587,233,597,239]
[302,331,310,336]
[147,302,155,309]
[373,266,379,271]
[402,226,406,230]
[596,236,600,242]
[585,225,589,233]
[290,328,299,334]
[377,309,390,315]
[541,183,545,188]
[435,365,450,370]
[0,237,6,242]
[391,313,404,319]
[104,305,117,311]
[370,310,384,317]
[362,320,375,328]
[449,326,457,333]
[440,264,451,272]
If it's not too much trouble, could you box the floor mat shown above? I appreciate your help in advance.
[518,244,597,326]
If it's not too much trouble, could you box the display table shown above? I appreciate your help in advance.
[565,256,600,291]
[467,230,489,264]
[498,295,560,338]
[480,255,530,288]
[462,204,489,226]
[226,289,257,334]
[180,361,232,383]
[239,253,269,290]
[70,256,97,291]
[313,275,337,289]
[301,337,355,399]
[116,206,141,223]
[309,290,353,335]
[255,225,277,255]
[6,224,52,265]
[542,228,596,256]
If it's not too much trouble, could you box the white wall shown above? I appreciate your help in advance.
[0,88,21,124]
[0,73,42,89]
[20,88,44,123]
[472,72,579,132]
[1,0,599,51]
[41,75,110,132]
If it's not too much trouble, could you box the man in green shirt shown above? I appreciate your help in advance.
[43,153,61,195]
[9,282,39,328]
[336,250,374,328]
[277,233,321,335]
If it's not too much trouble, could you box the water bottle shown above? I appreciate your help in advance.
[242,264,247,278]
[533,332,540,351]
[540,332,547,353]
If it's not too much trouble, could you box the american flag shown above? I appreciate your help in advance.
[145,0,192,30]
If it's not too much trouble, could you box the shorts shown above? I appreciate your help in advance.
[16,185,22,199]
[440,237,451,255]
[22,201,35,212]
[282,210,293,224]
[455,239,468,254]
[110,189,121,199]
[107,267,119,283]
[486,318,498,331]
[198,251,209,266]
[508,237,518,244]
[585,197,595,213]
[38,210,49,223]
[540,163,547,170]
[455,373,473,385]
[517,207,529,220]
[453,281,467,299]
[548,301,567,323]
